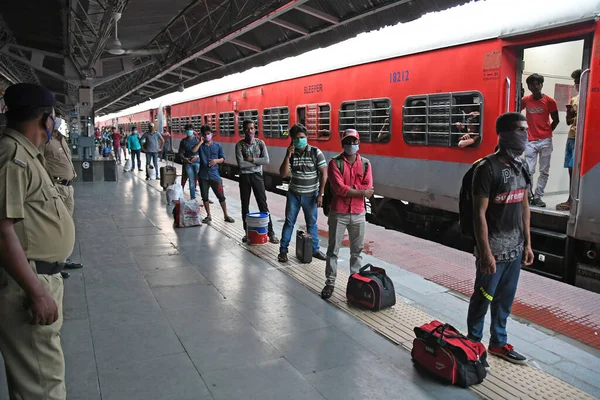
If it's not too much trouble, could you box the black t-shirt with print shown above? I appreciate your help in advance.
[472,154,527,262]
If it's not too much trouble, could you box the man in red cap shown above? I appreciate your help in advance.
[321,129,374,300]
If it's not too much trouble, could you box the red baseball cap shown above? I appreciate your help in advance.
[341,129,359,141]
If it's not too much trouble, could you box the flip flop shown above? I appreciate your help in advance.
[556,202,570,211]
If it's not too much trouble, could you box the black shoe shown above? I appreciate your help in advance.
[242,235,248,243]
[531,196,546,207]
[488,344,527,365]
[61,271,70,279]
[321,285,334,300]
[313,251,326,261]
[268,234,280,244]
[208,199,214,204]
[64,262,83,270]
[138,168,143,172]
[278,252,288,263]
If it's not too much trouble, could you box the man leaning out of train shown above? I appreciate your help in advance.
[321,129,374,300]
[277,123,327,263]
[467,112,535,365]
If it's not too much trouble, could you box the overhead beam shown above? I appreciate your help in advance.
[0,48,70,84]
[296,5,339,24]
[154,78,176,86]
[166,70,194,80]
[270,18,309,36]
[180,66,201,75]
[96,0,312,112]
[230,38,261,53]
[197,55,225,66]
[7,44,65,59]
[94,60,155,86]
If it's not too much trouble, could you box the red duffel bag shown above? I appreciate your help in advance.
[411,320,488,388]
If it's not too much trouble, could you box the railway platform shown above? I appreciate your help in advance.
[1,160,598,400]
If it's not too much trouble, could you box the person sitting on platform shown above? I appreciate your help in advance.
[321,129,373,300]
[467,112,535,365]
[198,125,234,223]
[277,123,327,263]
[235,120,279,244]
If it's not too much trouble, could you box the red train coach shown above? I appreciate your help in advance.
[123,2,600,291]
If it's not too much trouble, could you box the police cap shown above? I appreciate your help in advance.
[4,83,56,109]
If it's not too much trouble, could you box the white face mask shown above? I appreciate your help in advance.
[343,144,359,155]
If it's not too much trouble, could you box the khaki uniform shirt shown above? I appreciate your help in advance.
[0,129,75,262]
[42,133,76,181]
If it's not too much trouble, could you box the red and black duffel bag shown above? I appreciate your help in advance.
[346,264,396,311]
[411,320,488,388]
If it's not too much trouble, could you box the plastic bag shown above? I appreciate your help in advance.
[174,199,201,228]
[123,158,132,172]
[147,165,157,180]
[167,184,185,204]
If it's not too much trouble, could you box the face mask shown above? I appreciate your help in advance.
[53,117,63,132]
[45,116,55,143]
[343,144,359,155]
[186,130,194,137]
[293,137,307,149]
[204,134,212,141]
[498,128,528,165]
[244,132,255,144]
[132,130,137,135]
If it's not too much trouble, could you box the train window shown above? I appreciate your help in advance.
[204,113,216,132]
[238,109,259,136]
[141,121,150,132]
[171,118,180,134]
[191,115,202,131]
[296,103,331,140]
[403,92,483,147]
[180,116,191,130]
[339,98,391,143]
[219,112,236,136]
[263,107,289,138]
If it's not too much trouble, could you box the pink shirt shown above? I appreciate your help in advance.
[328,154,373,215]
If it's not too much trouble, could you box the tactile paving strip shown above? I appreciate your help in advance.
[143,175,595,400]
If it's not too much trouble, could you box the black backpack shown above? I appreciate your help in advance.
[459,155,531,240]
[323,154,370,216]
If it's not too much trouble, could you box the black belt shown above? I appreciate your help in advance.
[53,177,73,186]
[30,260,65,275]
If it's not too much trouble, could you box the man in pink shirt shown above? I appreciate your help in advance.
[321,129,374,300]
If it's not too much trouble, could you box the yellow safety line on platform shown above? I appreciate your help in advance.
[142,175,594,400]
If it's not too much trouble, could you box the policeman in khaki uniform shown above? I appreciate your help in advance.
[42,116,83,275]
[0,83,75,400]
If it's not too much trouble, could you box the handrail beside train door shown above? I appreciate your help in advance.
[568,68,590,224]
[505,77,511,112]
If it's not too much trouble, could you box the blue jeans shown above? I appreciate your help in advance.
[279,192,319,254]
[467,255,522,348]
[145,152,158,178]
[131,149,141,169]
[185,163,200,199]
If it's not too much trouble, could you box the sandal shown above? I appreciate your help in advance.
[321,285,334,300]
[224,216,235,223]
[556,202,570,211]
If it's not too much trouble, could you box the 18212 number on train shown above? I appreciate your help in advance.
[390,70,410,83]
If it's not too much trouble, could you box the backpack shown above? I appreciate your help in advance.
[459,155,532,240]
[323,153,370,216]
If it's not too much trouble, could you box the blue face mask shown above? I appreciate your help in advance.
[186,130,194,137]
[45,116,55,143]
[293,137,307,149]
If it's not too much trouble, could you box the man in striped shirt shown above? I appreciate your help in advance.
[278,124,327,262]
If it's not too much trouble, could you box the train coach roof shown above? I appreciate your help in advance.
[98,0,600,122]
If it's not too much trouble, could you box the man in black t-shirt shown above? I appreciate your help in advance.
[467,112,535,366]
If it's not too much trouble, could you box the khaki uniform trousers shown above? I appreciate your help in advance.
[54,185,74,216]
[0,262,65,400]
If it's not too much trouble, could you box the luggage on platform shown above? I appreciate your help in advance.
[411,320,488,388]
[295,231,313,263]
[123,158,132,172]
[173,199,202,228]
[160,154,177,190]
[346,264,396,311]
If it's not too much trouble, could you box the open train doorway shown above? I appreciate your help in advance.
[517,39,587,211]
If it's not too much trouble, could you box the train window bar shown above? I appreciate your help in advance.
[238,110,260,136]
[218,112,236,136]
[171,118,180,134]
[204,113,217,133]
[402,91,483,147]
[191,115,203,131]
[297,103,331,140]
[263,107,290,139]
[339,98,392,143]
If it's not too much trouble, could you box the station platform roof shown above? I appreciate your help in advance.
[0,0,468,114]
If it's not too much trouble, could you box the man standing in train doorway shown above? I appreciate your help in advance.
[42,116,84,278]
[521,73,559,207]
[235,120,279,244]
[198,125,235,224]
[0,83,75,400]
[321,129,373,300]
[141,122,164,180]
[557,69,581,211]
[467,112,535,365]
[277,123,327,263]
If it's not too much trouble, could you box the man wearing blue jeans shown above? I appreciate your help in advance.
[178,124,202,199]
[277,124,327,263]
[141,123,164,180]
[467,112,535,365]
